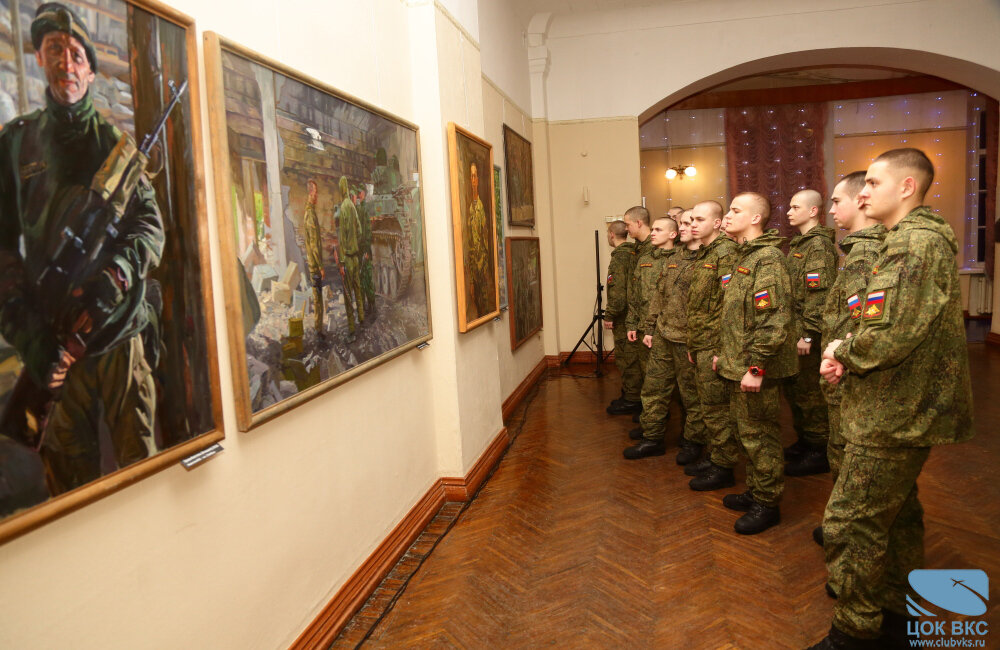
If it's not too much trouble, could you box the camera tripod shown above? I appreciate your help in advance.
[563,230,610,375]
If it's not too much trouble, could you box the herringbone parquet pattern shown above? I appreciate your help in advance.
[357,345,1000,649]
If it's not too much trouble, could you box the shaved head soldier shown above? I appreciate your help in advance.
[604,219,638,412]
[686,200,742,489]
[783,188,838,476]
[713,193,796,535]
[607,206,652,416]
[811,172,885,557]
[812,149,973,648]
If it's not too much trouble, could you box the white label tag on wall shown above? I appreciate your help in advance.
[181,443,224,470]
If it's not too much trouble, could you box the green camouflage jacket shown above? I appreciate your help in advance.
[0,92,164,385]
[646,246,699,343]
[787,224,838,340]
[304,202,323,276]
[687,234,739,353]
[623,235,652,330]
[821,225,886,347]
[717,230,797,381]
[834,207,973,447]
[604,241,637,322]
[626,245,672,332]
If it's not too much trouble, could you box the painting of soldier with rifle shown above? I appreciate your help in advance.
[0,0,221,540]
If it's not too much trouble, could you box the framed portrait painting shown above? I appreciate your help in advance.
[503,124,535,228]
[505,237,543,350]
[447,123,499,332]
[0,0,222,543]
[204,34,432,431]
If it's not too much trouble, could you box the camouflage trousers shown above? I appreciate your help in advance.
[42,335,157,496]
[612,322,630,391]
[341,254,364,333]
[619,328,647,402]
[694,351,739,468]
[312,273,324,332]
[822,383,846,479]
[781,343,829,447]
[639,335,707,444]
[729,380,785,507]
[824,444,930,639]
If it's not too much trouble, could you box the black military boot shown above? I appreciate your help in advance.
[688,464,734,491]
[607,390,627,410]
[880,609,914,650]
[675,440,703,465]
[631,409,643,423]
[684,458,713,476]
[812,525,824,547]
[628,426,644,440]
[623,439,666,459]
[806,625,883,649]
[722,489,755,511]
[785,446,831,476]
[734,502,780,535]
[607,399,642,415]
[783,439,808,460]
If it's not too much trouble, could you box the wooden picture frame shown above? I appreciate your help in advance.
[204,34,432,431]
[505,237,543,350]
[447,123,500,332]
[503,124,536,228]
[493,164,508,310]
[0,0,223,544]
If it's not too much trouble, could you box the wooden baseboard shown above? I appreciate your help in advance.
[290,426,511,648]
[501,357,547,422]
[547,350,614,367]
[987,331,1000,347]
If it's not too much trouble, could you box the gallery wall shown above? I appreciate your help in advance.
[528,0,1000,350]
[0,1,541,648]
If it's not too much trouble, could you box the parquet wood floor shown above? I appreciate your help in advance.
[352,345,1000,649]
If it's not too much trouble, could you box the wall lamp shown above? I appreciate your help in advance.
[665,165,697,180]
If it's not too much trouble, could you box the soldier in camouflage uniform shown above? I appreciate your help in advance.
[812,149,974,650]
[813,172,885,553]
[607,206,653,416]
[783,189,838,476]
[715,193,797,535]
[603,220,637,410]
[356,187,376,318]
[335,176,364,338]
[303,180,325,332]
[625,212,708,462]
[0,4,164,494]
[620,215,673,428]
[685,201,742,491]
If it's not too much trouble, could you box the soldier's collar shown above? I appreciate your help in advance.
[45,88,95,125]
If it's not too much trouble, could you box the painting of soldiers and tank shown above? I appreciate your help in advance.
[206,36,431,430]
[505,237,543,350]
[448,122,499,332]
[0,0,221,539]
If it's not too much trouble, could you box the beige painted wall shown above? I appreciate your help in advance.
[545,118,641,352]
[0,1,538,648]
[640,146,728,221]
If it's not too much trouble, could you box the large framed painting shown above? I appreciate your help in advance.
[205,34,431,431]
[493,164,508,310]
[447,123,499,332]
[503,124,535,228]
[0,0,222,543]
[505,237,543,350]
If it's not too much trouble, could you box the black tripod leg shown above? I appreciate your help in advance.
[563,314,601,366]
